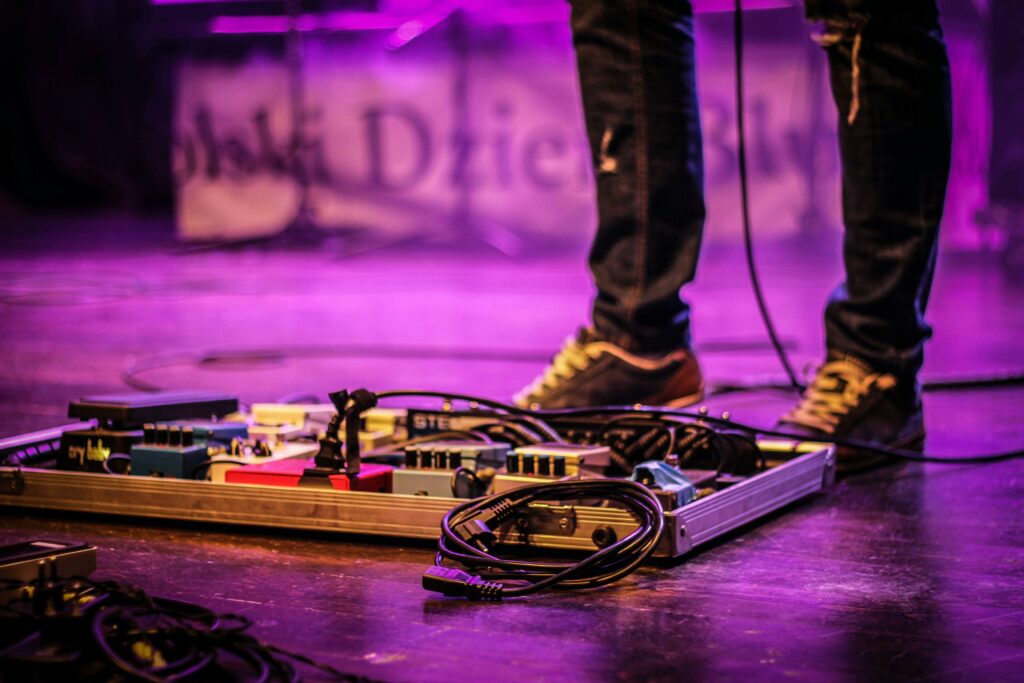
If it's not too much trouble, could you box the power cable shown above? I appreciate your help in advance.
[423,478,663,600]
[734,0,804,392]
[1,576,374,681]
[372,389,1024,464]
[537,403,1024,464]
[730,1,1024,397]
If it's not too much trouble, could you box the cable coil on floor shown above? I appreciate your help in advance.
[423,478,664,600]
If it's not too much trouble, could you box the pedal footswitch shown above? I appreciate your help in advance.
[130,425,208,479]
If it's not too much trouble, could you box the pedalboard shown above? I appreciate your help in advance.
[1,390,837,561]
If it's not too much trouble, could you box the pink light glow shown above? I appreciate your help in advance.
[152,0,247,5]
[205,0,795,36]
[210,12,408,35]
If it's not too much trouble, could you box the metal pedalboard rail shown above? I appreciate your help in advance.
[0,426,835,559]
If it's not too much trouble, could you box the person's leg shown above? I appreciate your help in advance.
[514,0,706,409]
[780,1,952,457]
[818,1,952,404]
[573,0,705,354]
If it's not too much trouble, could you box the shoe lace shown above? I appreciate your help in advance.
[782,359,896,434]
[518,335,602,403]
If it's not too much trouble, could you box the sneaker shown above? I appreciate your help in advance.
[776,355,925,472]
[513,329,704,410]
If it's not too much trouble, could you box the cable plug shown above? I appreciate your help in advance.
[422,566,503,601]
[452,518,497,551]
[452,499,519,550]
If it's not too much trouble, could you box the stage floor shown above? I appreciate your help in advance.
[2,218,1023,681]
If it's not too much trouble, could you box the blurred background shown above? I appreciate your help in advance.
[0,0,1020,258]
[0,0,1022,438]
[2,6,1022,679]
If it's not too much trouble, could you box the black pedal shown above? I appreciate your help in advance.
[68,391,238,429]
[59,427,141,473]
[60,391,238,472]
[0,540,96,586]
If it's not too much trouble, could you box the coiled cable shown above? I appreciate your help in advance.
[423,478,664,600]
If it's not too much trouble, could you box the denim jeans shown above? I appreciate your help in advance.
[570,0,952,403]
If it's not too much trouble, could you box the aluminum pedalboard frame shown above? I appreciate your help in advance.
[0,426,836,559]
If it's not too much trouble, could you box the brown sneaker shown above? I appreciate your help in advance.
[513,329,704,410]
[776,355,925,472]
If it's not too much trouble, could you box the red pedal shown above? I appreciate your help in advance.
[225,459,393,493]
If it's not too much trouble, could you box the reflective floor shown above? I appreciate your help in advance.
[1,219,1022,681]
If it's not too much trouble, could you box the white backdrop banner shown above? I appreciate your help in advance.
[173,16,988,248]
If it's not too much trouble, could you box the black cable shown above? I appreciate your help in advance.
[594,415,676,472]
[355,388,1024,464]
[423,478,663,600]
[506,413,558,445]
[3,576,371,682]
[366,389,515,413]
[473,422,542,447]
[674,423,721,469]
[407,389,1010,461]
[922,372,1024,391]
[734,0,804,391]
[535,403,1024,464]
[361,429,492,459]
[450,466,481,498]
[191,459,250,480]
[708,372,1024,397]
[102,454,132,475]
[729,2,1024,397]
[375,390,563,442]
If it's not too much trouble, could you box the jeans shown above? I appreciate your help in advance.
[571,0,952,404]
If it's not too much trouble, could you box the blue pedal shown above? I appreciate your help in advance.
[173,421,248,445]
[130,444,208,479]
[130,424,208,479]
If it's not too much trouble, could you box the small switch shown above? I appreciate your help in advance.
[553,456,566,477]
[405,449,419,469]
[538,455,551,476]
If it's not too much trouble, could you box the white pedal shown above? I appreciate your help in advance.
[204,441,318,483]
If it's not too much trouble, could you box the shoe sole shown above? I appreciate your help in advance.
[512,389,702,411]
[659,388,705,409]
[835,427,926,475]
